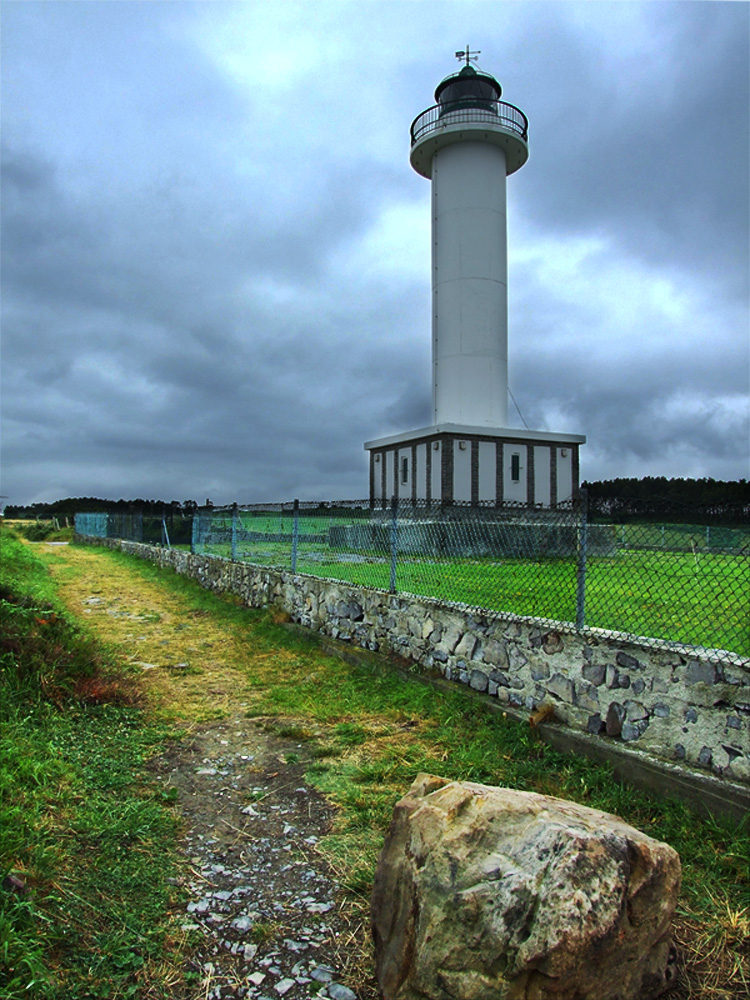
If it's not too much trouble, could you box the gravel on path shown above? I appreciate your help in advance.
[151,714,378,1000]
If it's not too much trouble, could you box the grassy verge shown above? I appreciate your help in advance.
[4,520,74,543]
[66,544,750,998]
[0,532,187,999]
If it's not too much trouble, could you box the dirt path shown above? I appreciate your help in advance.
[37,542,378,1000]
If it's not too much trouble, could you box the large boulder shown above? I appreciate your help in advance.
[371,774,680,1000]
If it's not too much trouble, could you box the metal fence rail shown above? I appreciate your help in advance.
[75,495,749,663]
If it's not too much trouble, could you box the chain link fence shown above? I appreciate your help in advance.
[74,511,193,548]
[75,495,749,662]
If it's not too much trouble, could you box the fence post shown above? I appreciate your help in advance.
[161,517,171,549]
[389,495,398,594]
[576,488,588,629]
[291,499,299,573]
[190,511,198,554]
[231,503,238,561]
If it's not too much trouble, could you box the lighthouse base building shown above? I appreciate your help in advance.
[365,424,584,508]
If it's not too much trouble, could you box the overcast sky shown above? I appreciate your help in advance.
[2,1,748,507]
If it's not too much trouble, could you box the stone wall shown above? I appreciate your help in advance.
[78,536,750,790]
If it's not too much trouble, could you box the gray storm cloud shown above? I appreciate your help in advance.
[1,1,747,505]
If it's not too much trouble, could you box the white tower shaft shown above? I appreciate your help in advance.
[431,141,509,426]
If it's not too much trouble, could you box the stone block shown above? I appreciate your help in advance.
[728,755,750,782]
[625,700,648,722]
[469,669,489,693]
[616,652,641,670]
[587,713,604,734]
[372,775,680,1000]
[582,663,606,686]
[542,630,564,654]
[409,616,424,639]
[481,638,509,669]
[455,632,478,661]
[722,744,743,764]
[547,673,575,704]
[442,621,465,654]
[489,669,510,687]
[606,702,626,737]
[685,660,719,686]
[509,646,528,671]
[576,682,600,714]
[622,720,649,742]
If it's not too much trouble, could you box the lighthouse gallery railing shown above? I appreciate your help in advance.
[410,99,529,146]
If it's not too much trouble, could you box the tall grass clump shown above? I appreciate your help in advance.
[0,531,185,999]
[5,520,74,543]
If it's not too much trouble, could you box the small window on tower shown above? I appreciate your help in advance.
[401,456,409,484]
[511,453,521,482]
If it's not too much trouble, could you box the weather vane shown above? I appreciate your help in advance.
[455,46,480,67]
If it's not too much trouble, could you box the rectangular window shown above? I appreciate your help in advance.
[401,456,409,484]
[511,453,521,482]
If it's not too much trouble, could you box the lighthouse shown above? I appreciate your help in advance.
[365,50,585,506]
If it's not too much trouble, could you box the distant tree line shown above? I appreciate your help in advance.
[4,479,748,525]
[581,478,749,524]
[3,497,202,520]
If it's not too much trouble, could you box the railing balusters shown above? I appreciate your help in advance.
[410,99,528,145]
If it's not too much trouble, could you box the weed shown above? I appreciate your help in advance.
[273,722,314,740]
[5,521,75,544]
[249,920,281,943]
[333,722,369,746]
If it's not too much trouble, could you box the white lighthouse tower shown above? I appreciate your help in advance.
[366,50,585,507]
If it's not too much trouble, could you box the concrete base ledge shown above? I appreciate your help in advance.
[313,633,750,825]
